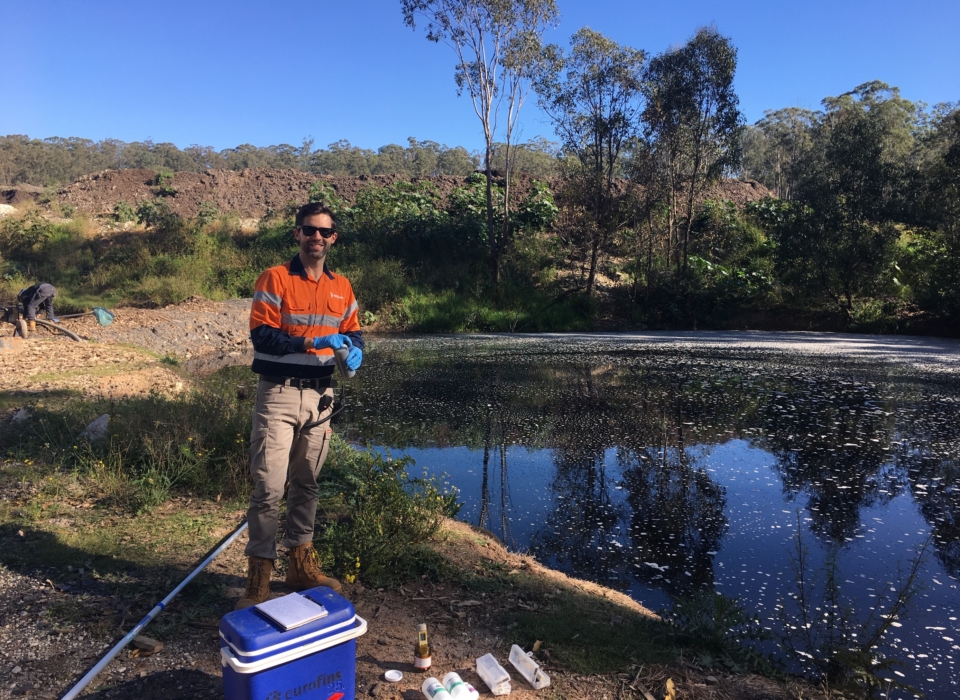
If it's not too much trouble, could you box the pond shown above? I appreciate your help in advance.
[224,332,960,697]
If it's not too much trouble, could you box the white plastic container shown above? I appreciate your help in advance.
[476,653,511,696]
[422,677,453,700]
[442,671,480,700]
[509,644,550,689]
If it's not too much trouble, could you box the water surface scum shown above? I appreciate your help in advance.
[222,331,960,696]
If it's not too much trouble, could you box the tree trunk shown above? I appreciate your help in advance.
[586,226,600,296]
[484,141,499,285]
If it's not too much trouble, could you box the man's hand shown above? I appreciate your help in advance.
[312,334,352,351]
[345,346,362,371]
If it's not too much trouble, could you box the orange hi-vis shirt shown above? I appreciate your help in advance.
[249,256,362,379]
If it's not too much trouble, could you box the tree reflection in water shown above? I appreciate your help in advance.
[318,336,960,696]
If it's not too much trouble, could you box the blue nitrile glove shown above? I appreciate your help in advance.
[345,346,362,371]
[312,334,352,351]
[48,316,59,323]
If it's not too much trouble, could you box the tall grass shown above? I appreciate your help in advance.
[0,208,298,310]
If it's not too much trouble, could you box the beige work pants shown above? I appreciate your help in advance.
[244,379,333,560]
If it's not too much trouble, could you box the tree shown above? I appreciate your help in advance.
[401,0,559,284]
[536,28,646,296]
[642,27,744,276]
[773,83,914,317]
[740,107,817,199]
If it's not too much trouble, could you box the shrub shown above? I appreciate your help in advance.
[315,439,460,587]
[113,200,136,223]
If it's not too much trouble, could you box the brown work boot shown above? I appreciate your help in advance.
[235,557,273,610]
[285,542,342,592]
[27,320,36,332]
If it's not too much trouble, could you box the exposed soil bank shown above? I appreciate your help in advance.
[53,168,769,219]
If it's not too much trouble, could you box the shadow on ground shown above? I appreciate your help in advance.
[81,669,223,699]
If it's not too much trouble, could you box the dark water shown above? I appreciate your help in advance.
[222,334,960,696]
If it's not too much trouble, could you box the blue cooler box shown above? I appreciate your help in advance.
[220,587,367,700]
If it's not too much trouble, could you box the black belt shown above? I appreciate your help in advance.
[260,375,333,390]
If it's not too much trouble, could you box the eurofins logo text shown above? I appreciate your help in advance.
[264,670,343,700]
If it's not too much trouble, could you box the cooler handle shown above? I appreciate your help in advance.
[221,615,367,674]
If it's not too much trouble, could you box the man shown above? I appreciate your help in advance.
[237,202,364,610]
[17,283,58,332]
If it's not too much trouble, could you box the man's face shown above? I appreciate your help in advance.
[294,213,338,261]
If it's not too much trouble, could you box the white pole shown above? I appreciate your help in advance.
[61,521,248,700]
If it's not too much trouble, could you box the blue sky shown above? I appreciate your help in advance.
[2,0,958,153]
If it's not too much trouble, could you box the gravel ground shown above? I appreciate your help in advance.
[0,562,225,699]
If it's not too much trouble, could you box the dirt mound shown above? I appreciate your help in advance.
[1,184,44,206]
[709,178,771,206]
[57,168,481,219]
[57,168,772,220]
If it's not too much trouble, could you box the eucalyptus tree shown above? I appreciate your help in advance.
[774,83,915,317]
[535,28,646,296]
[741,107,817,199]
[401,0,560,284]
[642,27,744,275]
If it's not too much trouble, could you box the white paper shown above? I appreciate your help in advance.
[255,593,328,631]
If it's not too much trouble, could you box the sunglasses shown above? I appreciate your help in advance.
[298,225,337,239]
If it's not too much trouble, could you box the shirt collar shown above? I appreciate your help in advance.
[289,255,334,279]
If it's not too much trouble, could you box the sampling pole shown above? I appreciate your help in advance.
[60,520,248,700]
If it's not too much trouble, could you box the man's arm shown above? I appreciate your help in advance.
[250,324,308,355]
[249,269,309,355]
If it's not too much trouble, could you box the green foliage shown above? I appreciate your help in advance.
[0,134,484,187]
[307,180,348,214]
[195,201,219,226]
[642,26,744,276]
[340,258,408,313]
[0,387,252,512]
[113,200,136,223]
[314,440,460,587]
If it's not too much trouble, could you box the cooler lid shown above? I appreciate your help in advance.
[220,586,357,659]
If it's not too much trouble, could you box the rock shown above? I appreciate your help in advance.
[11,408,31,423]
[705,675,719,685]
[0,203,15,217]
[80,413,110,442]
[133,635,163,653]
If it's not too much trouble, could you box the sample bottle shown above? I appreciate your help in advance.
[422,677,452,700]
[442,671,480,700]
[414,623,432,672]
[333,345,355,379]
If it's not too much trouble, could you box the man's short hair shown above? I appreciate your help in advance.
[295,202,337,229]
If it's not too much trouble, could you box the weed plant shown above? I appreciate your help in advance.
[0,387,251,512]
[314,440,460,587]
